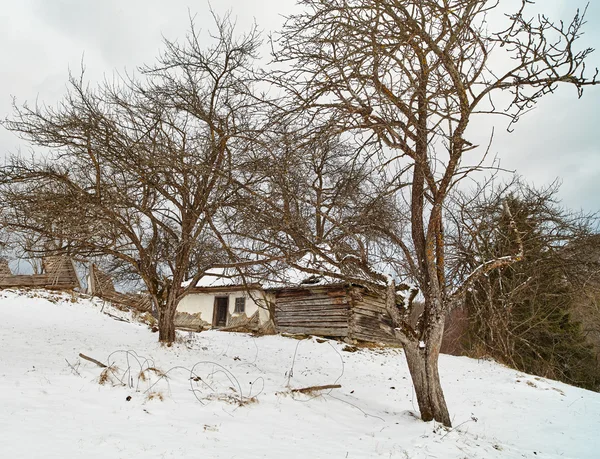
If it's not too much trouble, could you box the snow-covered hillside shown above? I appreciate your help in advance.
[1,289,598,459]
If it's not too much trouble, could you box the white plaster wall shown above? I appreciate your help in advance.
[257,292,276,325]
[177,293,215,324]
[177,289,272,326]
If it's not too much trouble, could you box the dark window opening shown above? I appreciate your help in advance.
[234,297,246,313]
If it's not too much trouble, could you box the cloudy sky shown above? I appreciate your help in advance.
[1,0,598,212]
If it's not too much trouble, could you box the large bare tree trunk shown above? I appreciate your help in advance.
[403,320,451,426]
[157,298,178,344]
[387,283,451,426]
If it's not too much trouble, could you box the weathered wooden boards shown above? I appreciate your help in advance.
[349,289,397,344]
[0,256,80,290]
[272,284,397,344]
[275,286,350,337]
[88,264,152,312]
[0,259,12,278]
[173,311,211,332]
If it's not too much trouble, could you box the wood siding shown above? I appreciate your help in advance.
[348,288,397,344]
[0,256,80,290]
[273,284,397,344]
[274,286,350,337]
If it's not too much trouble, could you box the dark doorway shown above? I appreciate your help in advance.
[213,297,228,327]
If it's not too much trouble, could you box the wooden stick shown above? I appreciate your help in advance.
[79,353,107,368]
[291,384,342,393]
[104,312,130,323]
[65,358,81,376]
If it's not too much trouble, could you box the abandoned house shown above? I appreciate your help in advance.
[84,256,399,344]
[177,268,273,331]
[0,255,399,345]
[179,261,397,344]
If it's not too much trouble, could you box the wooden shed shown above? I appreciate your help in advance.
[268,282,397,344]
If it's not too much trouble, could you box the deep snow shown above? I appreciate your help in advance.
[0,289,598,458]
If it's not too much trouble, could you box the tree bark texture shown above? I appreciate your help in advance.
[157,298,178,344]
[403,320,451,426]
[386,283,451,426]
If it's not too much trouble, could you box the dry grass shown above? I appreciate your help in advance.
[98,365,119,386]
[355,339,401,349]
[241,396,258,406]
[146,392,164,401]
[134,311,157,327]
[139,367,166,382]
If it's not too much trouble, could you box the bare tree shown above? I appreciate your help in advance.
[0,14,264,343]
[222,118,398,288]
[272,0,598,425]
[448,179,600,390]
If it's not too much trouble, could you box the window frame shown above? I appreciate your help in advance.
[234,296,246,314]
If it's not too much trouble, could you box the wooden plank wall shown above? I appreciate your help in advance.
[274,286,350,337]
[0,274,47,287]
[348,288,397,344]
[43,257,81,289]
[0,256,80,290]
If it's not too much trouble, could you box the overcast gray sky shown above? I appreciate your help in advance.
[1,0,599,212]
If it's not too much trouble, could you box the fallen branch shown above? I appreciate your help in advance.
[291,384,342,394]
[104,312,130,323]
[79,353,107,368]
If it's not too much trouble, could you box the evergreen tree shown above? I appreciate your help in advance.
[456,184,600,390]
